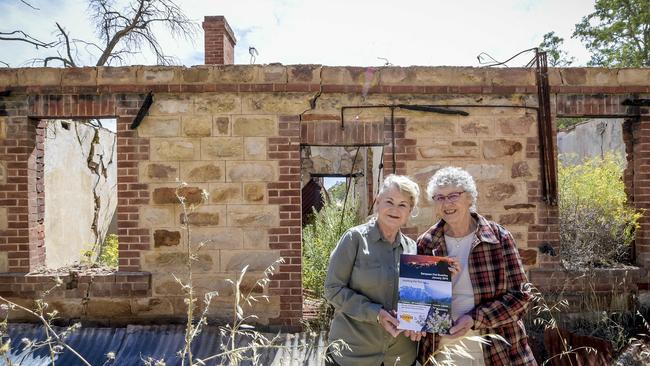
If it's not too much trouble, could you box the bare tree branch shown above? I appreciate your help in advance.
[0,60,9,67]
[0,30,56,48]
[1,0,198,67]
[55,22,77,67]
[19,0,40,10]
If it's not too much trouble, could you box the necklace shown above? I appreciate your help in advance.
[447,235,464,249]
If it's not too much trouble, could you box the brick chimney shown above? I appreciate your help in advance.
[203,16,237,65]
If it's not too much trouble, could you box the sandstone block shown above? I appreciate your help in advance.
[244,137,267,160]
[243,183,266,202]
[499,212,535,225]
[227,161,278,182]
[418,141,479,159]
[460,120,493,136]
[243,228,269,250]
[0,160,6,184]
[131,297,175,317]
[182,115,212,137]
[497,116,535,135]
[232,116,277,136]
[378,67,407,84]
[488,68,536,86]
[263,64,287,82]
[214,116,230,136]
[152,186,207,205]
[150,138,200,161]
[242,93,309,115]
[0,207,7,230]
[220,250,281,272]
[139,162,179,182]
[617,69,650,85]
[227,205,279,227]
[139,206,175,227]
[149,94,191,115]
[406,117,458,137]
[176,205,226,226]
[585,68,618,86]
[201,137,244,160]
[210,183,242,203]
[97,67,137,84]
[484,183,516,201]
[139,67,181,84]
[154,229,181,247]
[511,161,532,178]
[288,65,321,83]
[193,93,240,114]
[212,65,261,83]
[407,162,444,191]
[559,68,586,85]
[519,249,538,266]
[61,67,96,86]
[86,299,132,317]
[321,66,375,85]
[482,139,523,159]
[0,69,18,87]
[180,161,224,182]
[464,164,506,180]
[182,66,211,83]
[190,227,243,249]
[18,68,61,86]
[144,251,216,273]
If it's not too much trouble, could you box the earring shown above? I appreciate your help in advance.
[410,207,420,218]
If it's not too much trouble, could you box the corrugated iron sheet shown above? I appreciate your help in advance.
[3,324,328,366]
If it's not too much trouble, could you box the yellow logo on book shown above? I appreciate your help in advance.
[400,314,413,323]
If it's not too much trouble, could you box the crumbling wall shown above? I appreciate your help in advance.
[0,65,647,330]
[557,118,625,164]
[44,120,117,267]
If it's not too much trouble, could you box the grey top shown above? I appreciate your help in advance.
[324,219,417,366]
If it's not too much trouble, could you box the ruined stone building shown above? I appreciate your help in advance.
[0,16,648,331]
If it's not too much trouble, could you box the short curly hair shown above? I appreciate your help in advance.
[426,167,478,211]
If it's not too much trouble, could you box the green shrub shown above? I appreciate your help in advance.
[558,153,642,268]
[302,196,361,298]
[98,234,119,267]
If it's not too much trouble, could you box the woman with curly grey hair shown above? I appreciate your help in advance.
[413,167,537,366]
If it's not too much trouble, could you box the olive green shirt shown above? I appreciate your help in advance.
[324,219,417,366]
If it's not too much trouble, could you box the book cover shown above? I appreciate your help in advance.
[397,254,453,333]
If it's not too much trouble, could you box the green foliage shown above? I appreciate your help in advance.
[572,0,650,67]
[556,117,588,130]
[328,181,348,203]
[558,154,642,268]
[302,196,361,298]
[98,234,119,267]
[539,31,575,67]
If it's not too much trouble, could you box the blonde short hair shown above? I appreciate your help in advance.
[377,174,420,210]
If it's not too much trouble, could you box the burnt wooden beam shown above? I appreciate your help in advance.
[130,91,153,130]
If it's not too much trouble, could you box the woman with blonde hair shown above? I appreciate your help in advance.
[324,174,422,366]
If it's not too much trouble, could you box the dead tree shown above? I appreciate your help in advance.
[1,0,198,67]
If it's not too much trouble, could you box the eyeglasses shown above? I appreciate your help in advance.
[432,191,465,203]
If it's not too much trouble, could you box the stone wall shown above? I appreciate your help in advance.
[0,65,648,329]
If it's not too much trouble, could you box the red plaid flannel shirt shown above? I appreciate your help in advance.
[416,213,538,366]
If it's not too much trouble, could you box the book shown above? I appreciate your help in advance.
[397,254,453,333]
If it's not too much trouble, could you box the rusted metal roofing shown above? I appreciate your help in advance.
[3,324,328,365]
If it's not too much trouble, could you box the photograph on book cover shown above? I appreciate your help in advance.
[397,254,453,333]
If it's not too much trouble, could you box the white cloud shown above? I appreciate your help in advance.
[0,0,596,67]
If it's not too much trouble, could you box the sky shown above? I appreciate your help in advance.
[0,0,597,68]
